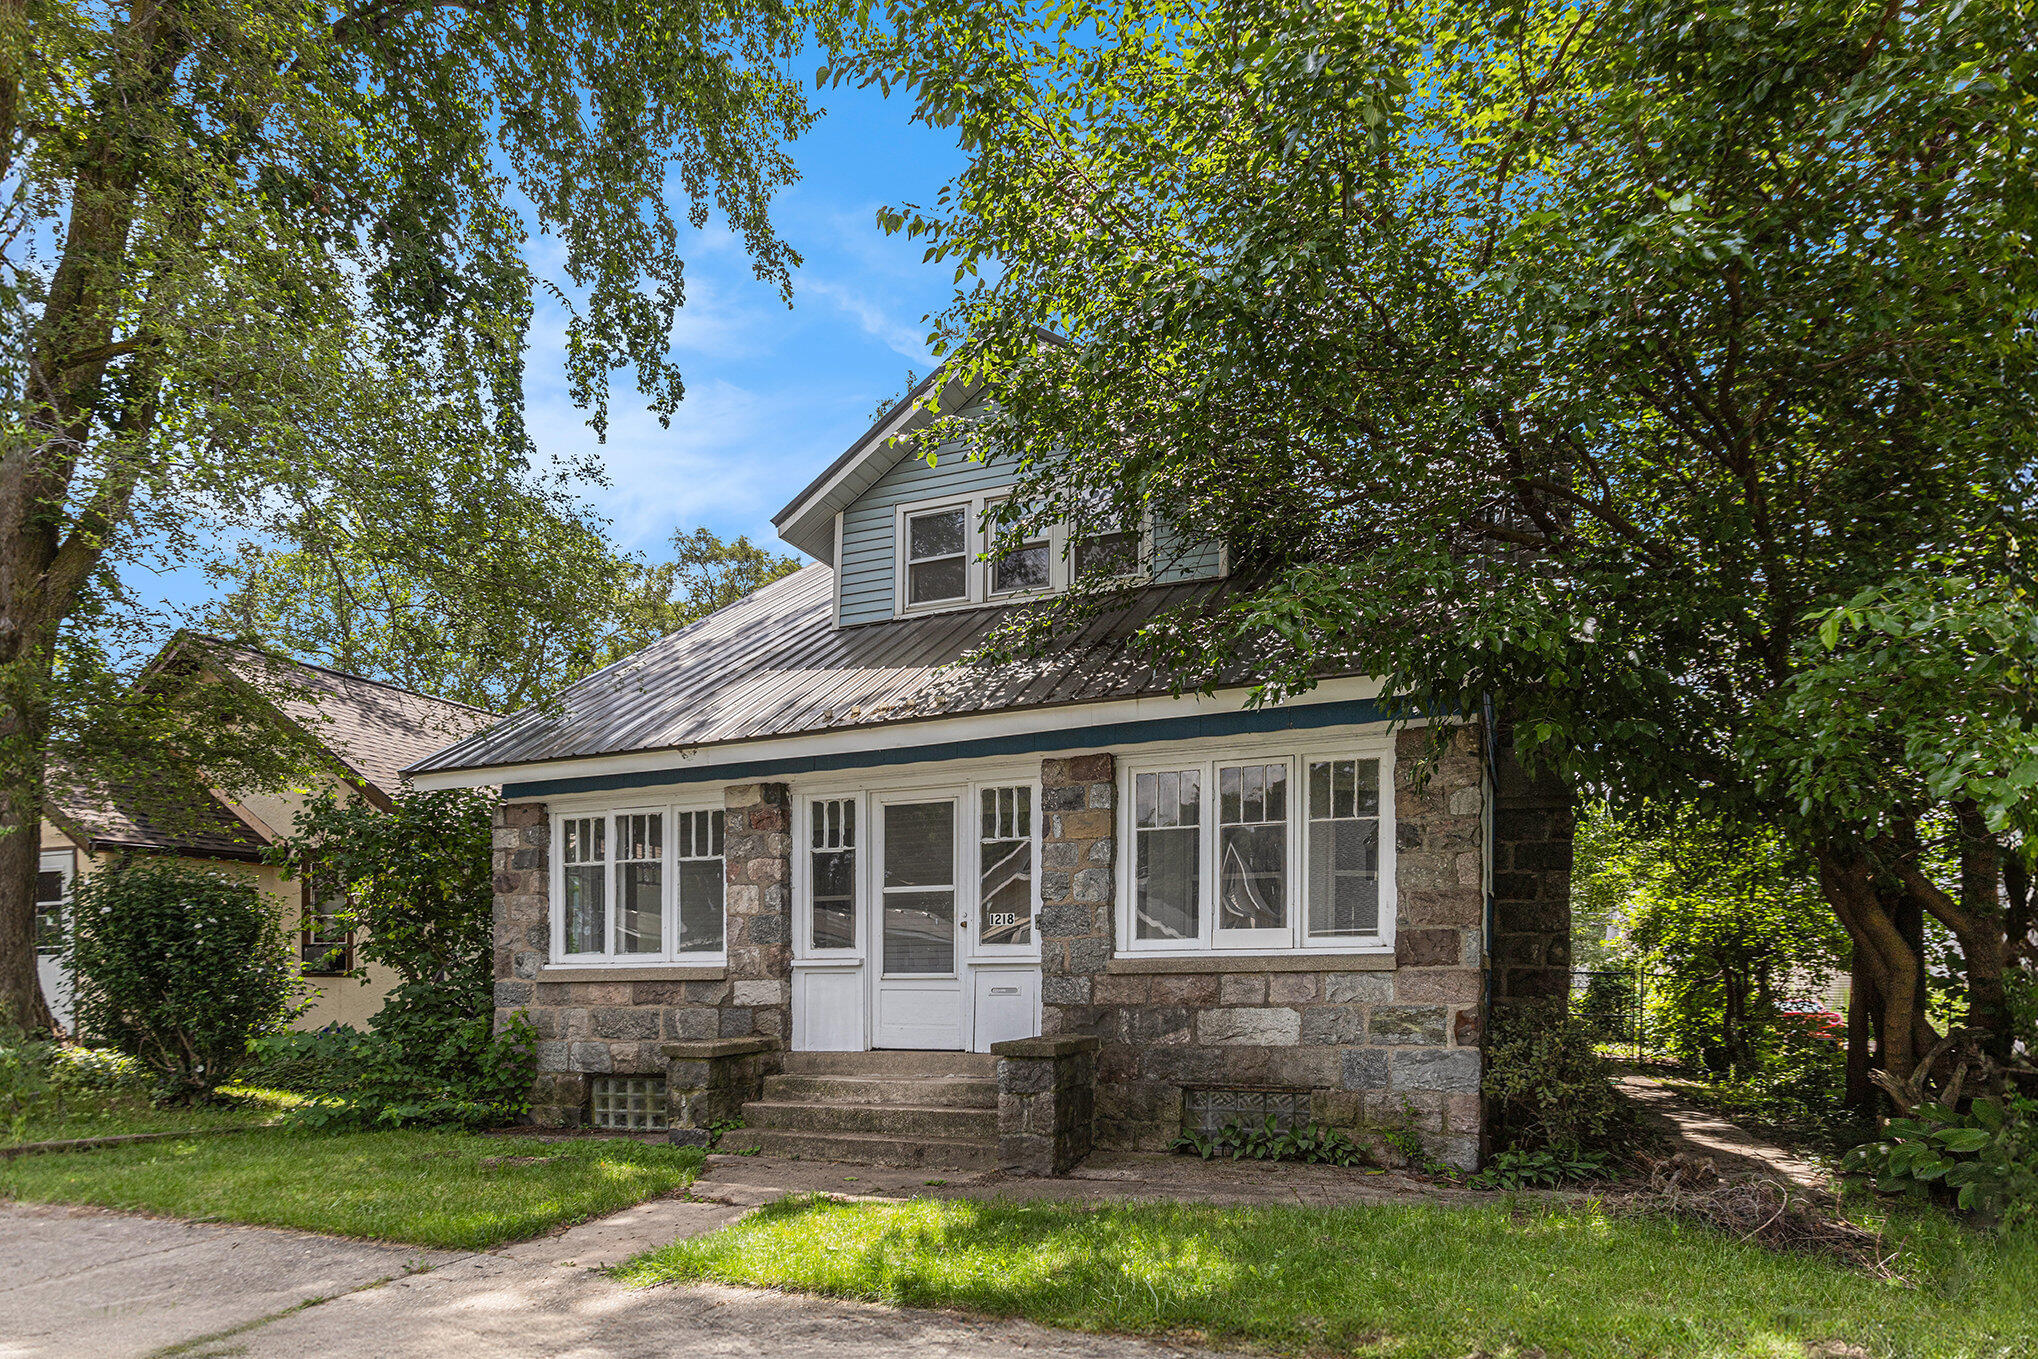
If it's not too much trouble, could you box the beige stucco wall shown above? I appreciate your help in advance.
[40,798,395,1032]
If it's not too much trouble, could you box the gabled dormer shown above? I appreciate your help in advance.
[772,372,1226,628]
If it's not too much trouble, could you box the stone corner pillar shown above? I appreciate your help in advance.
[722,783,793,1043]
[661,1036,783,1144]
[1489,750,1575,1008]
[1038,753,1115,1036]
[992,1034,1099,1175]
[492,800,570,1124]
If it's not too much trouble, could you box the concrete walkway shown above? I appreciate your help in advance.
[1617,1074,1831,1189]
[1,1146,1493,1358]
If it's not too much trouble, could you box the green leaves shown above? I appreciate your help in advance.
[1845,1095,2038,1227]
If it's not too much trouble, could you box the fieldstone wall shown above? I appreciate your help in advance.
[993,1034,1099,1175]
[1490,754,1574,1005]
[1036,753,1116,1031]
[1075,726,1490,1169]
[491,785,794,1128]
[722,782,794,1042]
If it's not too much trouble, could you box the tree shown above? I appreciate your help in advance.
[1580,807,1848,1074]
[844,0,2038,1094]
[0,0,834,1025]
[206,524,800,711]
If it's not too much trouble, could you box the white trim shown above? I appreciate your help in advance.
[410,676,1399,792]
[894,494,981,616]
[831,511,845,624]
[1115,732,1398,960]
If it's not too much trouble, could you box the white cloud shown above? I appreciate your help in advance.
[801,278,934,363]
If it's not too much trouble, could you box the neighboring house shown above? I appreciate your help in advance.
[408,376,1574,1172]
[38,635,497,1032]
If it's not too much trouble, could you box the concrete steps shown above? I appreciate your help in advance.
[728,1050,1001,1169]
[716,1126,1001,1170]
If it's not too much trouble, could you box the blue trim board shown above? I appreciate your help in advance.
[502,697,1399,800]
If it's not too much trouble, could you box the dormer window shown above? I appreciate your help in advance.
[894,491,1153,616]
[905,505,970,605]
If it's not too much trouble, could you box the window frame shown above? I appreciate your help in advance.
[892,491,1155,618]
[298,875,355,976]
[34,849,73,958]
[895,497,977,614]
[968,778,1043,959]
[550,801,728,967]
[1116,738,1397,958]
[798,792,864,959]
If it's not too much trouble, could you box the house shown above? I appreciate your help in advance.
[38,635,498,1032]
[407,377,1575,1173]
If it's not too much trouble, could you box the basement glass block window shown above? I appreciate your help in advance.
[1181,1087,1310,1135]
[590,1077,668,1131]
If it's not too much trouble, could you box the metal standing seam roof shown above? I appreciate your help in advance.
[408,564,1260,776]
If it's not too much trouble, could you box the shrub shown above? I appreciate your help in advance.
[243,1025,364,1095]
[1844,1095,2038,1229]
[67,860,298,1103]
[1484,1002,1640,1156]
[50,1044,147,1094]
[0,1021,57,1139]
[271,788,533,1128]
[1469,1146,1616,1190]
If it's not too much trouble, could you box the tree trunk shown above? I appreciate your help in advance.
[1817,843,1931,1084]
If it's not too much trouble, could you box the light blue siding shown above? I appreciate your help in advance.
[835,439,1227,626]
[838,440,1021,626]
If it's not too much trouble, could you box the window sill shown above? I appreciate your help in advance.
[1106,951,1394,975]
[538,964,727,983]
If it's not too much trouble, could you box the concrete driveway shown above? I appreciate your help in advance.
[0,1185,1241,1359]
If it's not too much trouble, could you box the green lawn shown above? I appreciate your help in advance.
[4,1085,301,1146]
[615,1194,2037,1359]
[1,1128,705,1250]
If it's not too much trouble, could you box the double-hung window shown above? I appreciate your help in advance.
[1122,746,1393,955]
[978,785,1034,947]
[301,874,354,975]
[808,798,857,950]
[553,805,727,965]
[903,504,970,606]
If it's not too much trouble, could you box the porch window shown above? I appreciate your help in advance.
[676,809,725,953]
[1121,746,1394,956]
[552,805,725,964]
[1133,770,1200,941]
[616,813,664,954]
[1307,758,1382,939]
[562,815,606,955]
[810,798,856,950]
[1217,762,1288,938]
[979,786,1033,946]
[904,505,970,605]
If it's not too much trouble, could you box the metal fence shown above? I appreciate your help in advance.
[1570,967,1673,1062]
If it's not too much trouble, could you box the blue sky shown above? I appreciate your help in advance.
[130,69,964,629]
[522,74,965,562]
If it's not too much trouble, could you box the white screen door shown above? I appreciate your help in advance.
[873,796,965,1048]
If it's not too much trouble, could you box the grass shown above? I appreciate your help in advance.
[615,1194,2038,1359]
[0,1127,705,1250]
[4,1084,303,1146]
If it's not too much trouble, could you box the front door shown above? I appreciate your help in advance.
[872,796,965,1048]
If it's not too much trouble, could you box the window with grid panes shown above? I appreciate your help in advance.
[810,798,856,949]
[978,786,1033,946]
[615,813,664,954]
[1217,762,1288,934]
[561,816,606,955]
[675,809,725,953]
[1133,770,1200,941]
[1307,758,1382,937]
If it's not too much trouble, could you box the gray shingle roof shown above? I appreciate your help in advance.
[410,564,1239,776]
[45,768,269,862]
[207,641,499,796]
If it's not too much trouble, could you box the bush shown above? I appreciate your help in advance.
[271,788,533,1128]
[1484,1003,1640,1157]
[67,860,298,1103]
[243,1025,364,1095]
[1469,1146,1616,1190]
[1844,1095,2038,1229]
[0,1021,57,1139]
[50,1045,147,1094]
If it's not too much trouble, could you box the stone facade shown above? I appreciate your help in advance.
[721,782,794,1042]
[1064,727,1490,1168]
[488,726,1569,1167]
[993,1034,1099,1175]
[1490,755,1574,1005]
